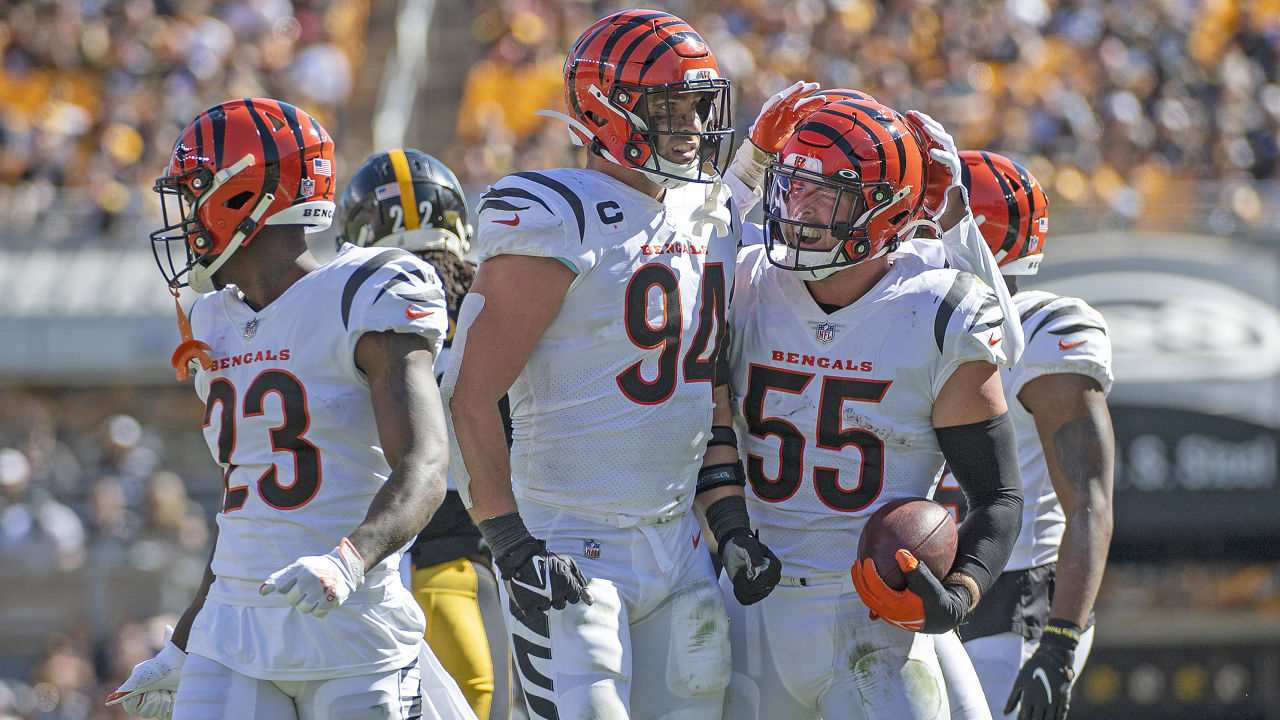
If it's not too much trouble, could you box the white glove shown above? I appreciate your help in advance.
[906,110,967,218]
[259,538,365,618]
[105,626,185,719]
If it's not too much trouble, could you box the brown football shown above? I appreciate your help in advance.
[857,497,958,591]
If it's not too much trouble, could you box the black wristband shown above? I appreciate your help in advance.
[1040,619,1082,650]
[707,425,738,449]
[696,461,746,495]
[703,494,753,549]
[476,512,537,562]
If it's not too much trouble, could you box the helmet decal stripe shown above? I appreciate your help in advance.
[568,12,663,120]
[514,171,584,242]
[613,20,685,86]
[388,149,420,231]
[194,116,205,166]
[636,31,704,84]
[278,102,310,200]
[242,99,281,197]
[209,104,227,169]
[796,118,865,168]
[597,13,669,86]
[980,151,1020,255]
[1011,159,1036,253]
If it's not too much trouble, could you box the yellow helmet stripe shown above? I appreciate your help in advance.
[388,149,419,231]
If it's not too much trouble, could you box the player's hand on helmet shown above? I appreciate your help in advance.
[479,512,594,622]
[1005,620,1080,720]
[905,110,967,222]
[729,81,826,193]
[260,537,365,618]
[851,549,971,634]
[105,625,185,719]
[751,81,827,153]
[720,529,782,605]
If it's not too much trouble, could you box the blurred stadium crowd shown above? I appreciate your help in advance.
[3,0,1277,247]
[0,389,214,720]
[450,0,1279,234]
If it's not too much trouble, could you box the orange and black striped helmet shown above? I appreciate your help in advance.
[561,10,732,186]
[151,98,336,293]
[960,150,1049,275]
[763,97,932,278]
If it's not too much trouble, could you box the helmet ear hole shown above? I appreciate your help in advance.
[888,209,910,225]
[223,191,255,210]
[585,110,608,127]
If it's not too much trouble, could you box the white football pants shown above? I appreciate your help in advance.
[172,643,476,720]
[502,500,731,720]
[721,572,949,720]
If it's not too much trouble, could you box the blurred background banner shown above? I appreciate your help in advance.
[1,0,1277,718]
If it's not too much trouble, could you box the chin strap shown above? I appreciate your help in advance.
[691,174,731,237]
[169,288,213,381]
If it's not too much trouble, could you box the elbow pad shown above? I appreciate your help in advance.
[935,413,1023,595]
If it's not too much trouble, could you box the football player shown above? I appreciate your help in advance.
[927,152,1115,720]
[442,10,781,719]
[718,98,1025,719]
[106,99,474,720]
[337,148,517,720]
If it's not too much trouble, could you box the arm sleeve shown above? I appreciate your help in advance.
[473,173,599,278]
[1009,296,1113,399]
[932,271,1007,399]
[935,413,1023,596]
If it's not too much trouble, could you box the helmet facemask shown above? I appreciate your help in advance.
[763,162,905,280]
[614,78,733,188]
[150,152,262,292]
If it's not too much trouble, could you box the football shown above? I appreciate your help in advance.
[857,497,958,591]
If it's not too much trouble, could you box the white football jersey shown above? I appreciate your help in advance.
[458,168,739,523]
[727,246,1006,578]
[1001,290,1113,570]
[186,244,448,679]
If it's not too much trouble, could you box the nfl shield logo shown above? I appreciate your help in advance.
[816,322,835,344]
[299,177,315,199]
[243,318,258,341]
[583,539,601,560]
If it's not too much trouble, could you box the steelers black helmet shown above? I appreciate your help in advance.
[337,148,471,258]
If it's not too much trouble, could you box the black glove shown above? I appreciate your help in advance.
[478,513,594,622]
[720,529,782,605]
[1005,620,1079,720]
[704,495,781,605]
[900,550,972,634]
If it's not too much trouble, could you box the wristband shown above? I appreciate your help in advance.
[707,425,738,449]
[696,461,746,495]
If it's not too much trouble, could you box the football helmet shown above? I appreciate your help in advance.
[337,149,471,259]
[548,9,733,188]
[151,98,336,293]
[763,97,932,279]
[960,151,1049,275]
